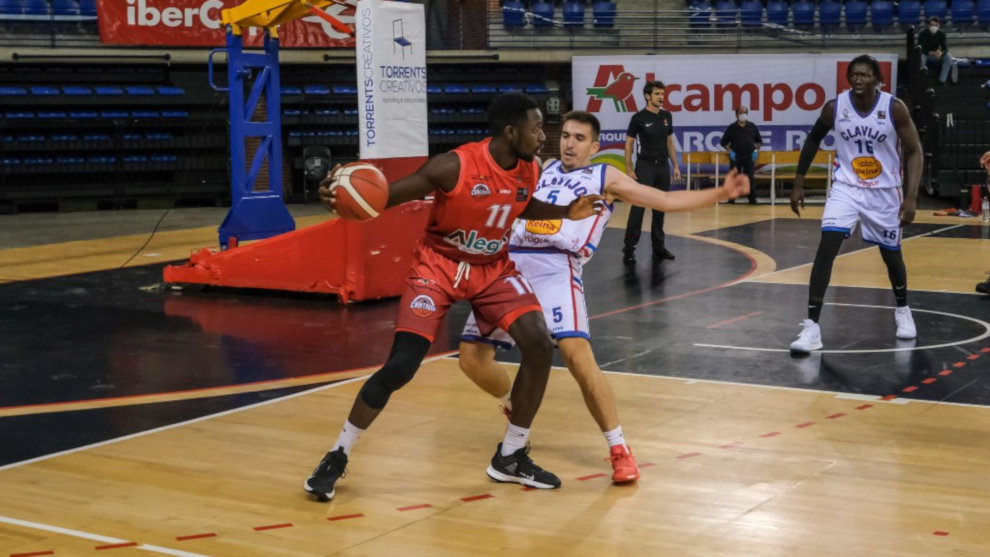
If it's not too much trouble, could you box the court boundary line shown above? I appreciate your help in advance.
[0,515,209,557]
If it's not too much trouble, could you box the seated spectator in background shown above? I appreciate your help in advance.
[720,106,761,204]
[917,16,958,86]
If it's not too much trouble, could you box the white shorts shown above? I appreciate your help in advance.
[461,250,588,350]
[821,182,904,249]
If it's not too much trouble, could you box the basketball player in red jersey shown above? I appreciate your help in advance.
[305,93,605,501]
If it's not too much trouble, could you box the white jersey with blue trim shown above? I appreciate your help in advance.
[832,89,901,189]
[509,160,611,264]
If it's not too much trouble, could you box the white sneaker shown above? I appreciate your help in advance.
[894,306,917,340]
[789,319,823,353]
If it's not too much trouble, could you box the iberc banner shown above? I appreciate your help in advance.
[355,0,428,160]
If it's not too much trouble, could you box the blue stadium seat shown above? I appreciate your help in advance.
[498,84,524,93]
[592,0,616,27]
[950,0,975,27]
[739,0,763,26]
[0,86,27,96]
[524,83,549,94]
[898,0,922,27]
[95,86,123,95]
[978,0,990,28]
[562,0,585,27]
[37,111,67,119]
[426,84,442,94]
[53,0,80,16]
[503,0,526,28]
[156,86,185,96]
[871,0,895,30]
[689,0,712,29]
[791,0,815,27]
[79,0,96,17]
[125,86,155,96]
[29,86,59,96]
[100,110,128,118]
[303,85,330,95]
[443,84,470,93]
[470,84,497,94]
[844,0,869,29]
[2,157,21,167]
[332,85,357,95]
[131,110,160,118]
[51,133,79,141]
[818,0,842,31]
[923,0,947,21]
[22,0,51,16]
[0,0,19,20]
[62,86,92,95]
[531,1,554,27]
[714,0,738,27]
[5,111,35,119]
[70,111,99,119]
[280,85,302,96]
[161,110,189,118]
[765,0,789,26]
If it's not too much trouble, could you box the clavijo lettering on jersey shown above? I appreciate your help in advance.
[838,126,888,143]
[443,229,511,256]
[542,175,591,196]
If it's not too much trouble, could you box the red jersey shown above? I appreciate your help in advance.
[421,138,539,265]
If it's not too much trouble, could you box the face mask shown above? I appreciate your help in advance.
[928,25,938,32]
[737,113,748,123]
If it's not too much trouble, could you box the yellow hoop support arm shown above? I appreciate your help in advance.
[221,0,351,36]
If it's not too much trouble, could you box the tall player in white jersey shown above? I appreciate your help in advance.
[789,55,923,353]
[458,111,750,482]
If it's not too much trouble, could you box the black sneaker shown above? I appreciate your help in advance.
[303,448,347,502]
[977,279,990,294]
[486,443,561,489]
[622,252,636,265]
[653,248,675,261]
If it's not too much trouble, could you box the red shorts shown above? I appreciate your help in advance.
[395,244,542,343]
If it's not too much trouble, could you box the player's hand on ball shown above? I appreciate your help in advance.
[318,164,343,212]
[567,194,606,220]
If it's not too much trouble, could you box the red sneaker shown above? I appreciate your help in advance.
[609,444,640,483]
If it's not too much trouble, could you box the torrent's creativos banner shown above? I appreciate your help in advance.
[355,0,427,159]
[97,0,356,47]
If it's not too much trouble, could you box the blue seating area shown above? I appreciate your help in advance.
[677,0,985,31]
[501,0,617,29]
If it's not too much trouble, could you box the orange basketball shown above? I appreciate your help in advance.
[332,162,389,221]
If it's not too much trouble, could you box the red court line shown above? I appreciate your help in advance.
[795,421,816,428]
[639,462,656,468]
[855,404,873,410]
[902,386,919,393]
[922,378,937,384]
[521,486,537,491]
[719,441,744,449]
[676,452,702,459]
[826,413,846,419]
[589,252,758,321]
[577,473,608,481]
[10,551,55,557]
[759,431,781,438]
[981,348,990,353]
[397,504,432,512]
[461,494,494,502]
[706,311,765,330]
[939,370,952,376]
[967,354,980,360]
[933,531,949,536]
[95,542,138,550]
[953,362,967,368]
[253,523,293,531]
[176,533,216,541]
[881,394,898,401]
[327,513,365,521]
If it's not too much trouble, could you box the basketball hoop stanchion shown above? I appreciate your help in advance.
[207,0,353,249]
[163,1,435,302]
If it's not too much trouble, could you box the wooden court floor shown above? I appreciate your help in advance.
[2,202,990,556]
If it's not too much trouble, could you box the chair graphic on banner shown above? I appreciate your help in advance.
[393,19,411,59]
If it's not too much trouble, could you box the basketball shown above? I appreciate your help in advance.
[332,162,389,221]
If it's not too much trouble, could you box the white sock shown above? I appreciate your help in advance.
[603,426,627,449]
[500,423,530,456]
[332,420,364,455]
[499,393,511,412]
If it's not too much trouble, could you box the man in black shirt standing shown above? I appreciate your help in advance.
[720,106,762,204]
[623,80,680,264]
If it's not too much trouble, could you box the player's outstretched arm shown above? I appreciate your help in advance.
[519,194,605,220]
[317,153,460,213]
[893,98,923,226]
[790,100,835,217]
[602,166,749,211]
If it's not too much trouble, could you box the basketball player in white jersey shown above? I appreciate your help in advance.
[789,55,923,353]
[458,111,750,482]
